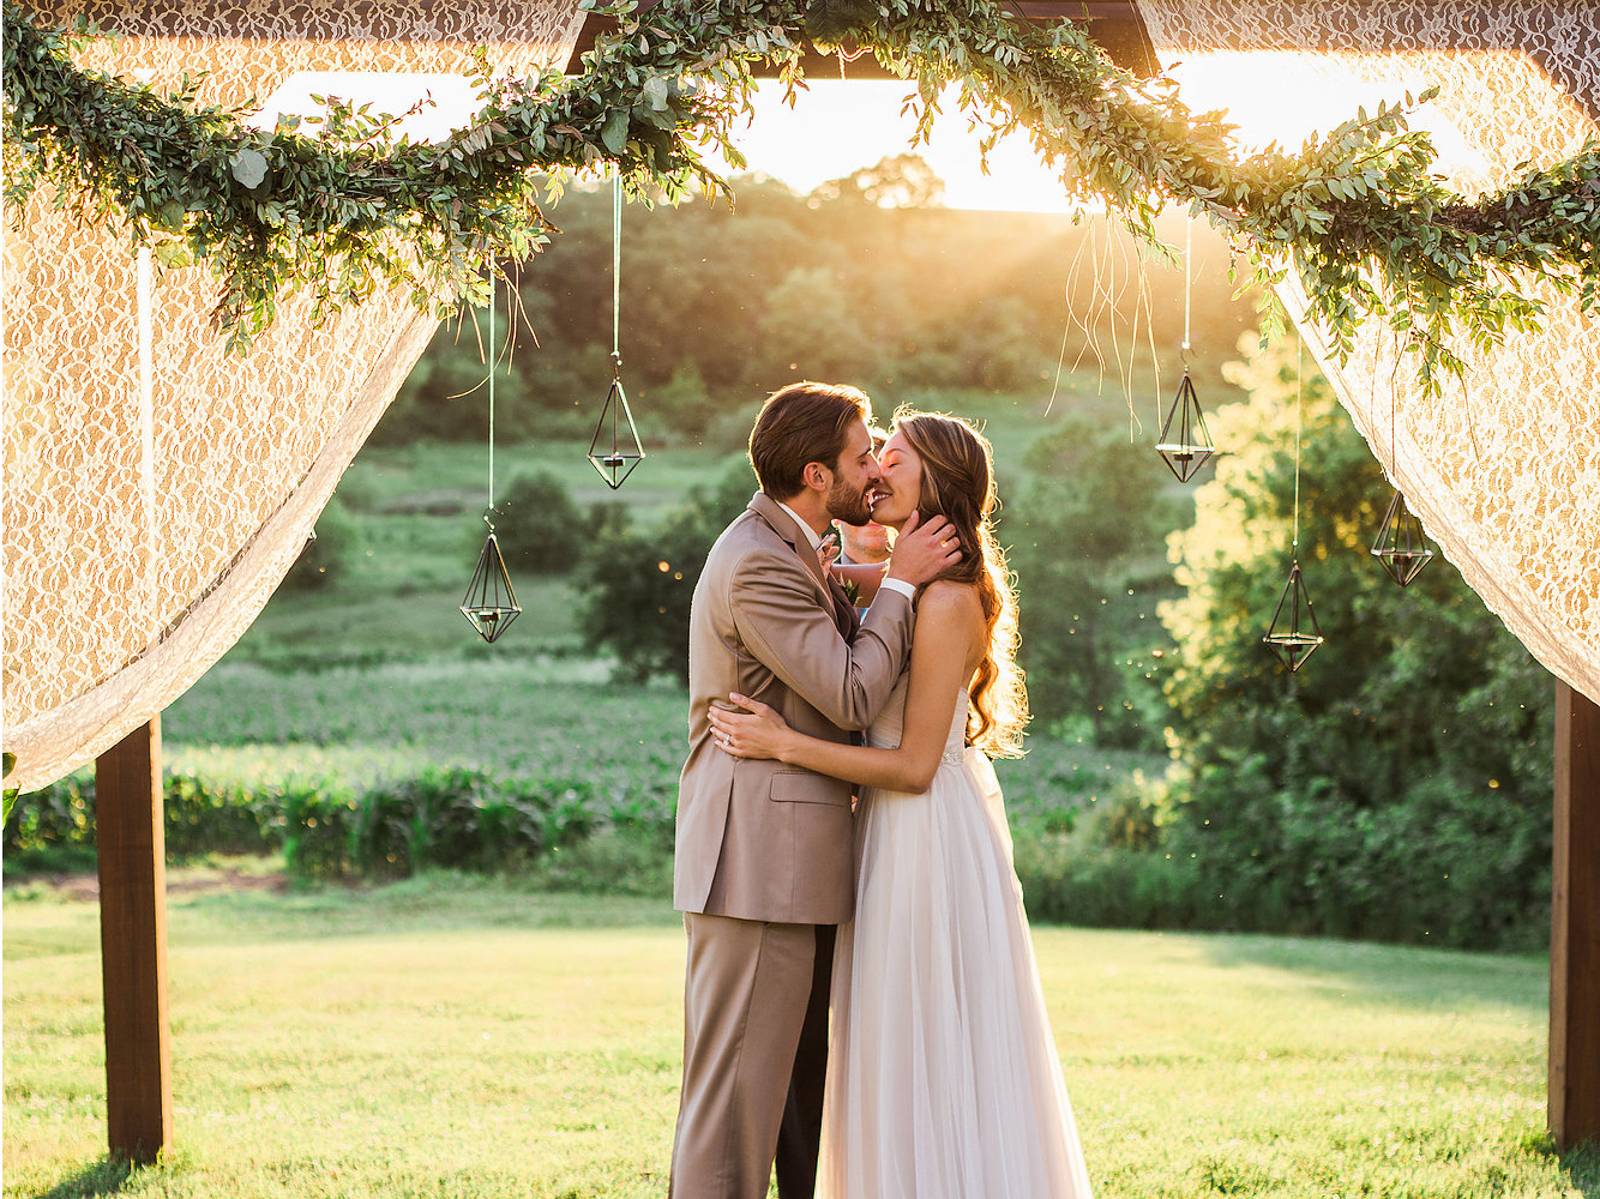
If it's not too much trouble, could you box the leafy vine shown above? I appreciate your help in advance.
[4,0,1598,393]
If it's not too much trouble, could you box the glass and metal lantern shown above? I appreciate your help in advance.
[460,525,520,643]
[1155,368,1215,482]
[1369,487,1435,587]
[585,171,645,490]
[587,353,645,490]
[1262,558,1325,672]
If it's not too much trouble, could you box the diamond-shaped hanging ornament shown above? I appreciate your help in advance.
[1369,487,1434,587]
[1262,558,1325,672]
[1155,368,1215,483]
[460,525,521,643]
[587,365,645,490]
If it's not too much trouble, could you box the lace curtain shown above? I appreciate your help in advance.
[1134,0,1600,703]
[2,0,585,791]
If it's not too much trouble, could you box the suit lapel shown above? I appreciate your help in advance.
[748,492,835,606]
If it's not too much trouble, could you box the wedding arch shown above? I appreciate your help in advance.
[2,0,1596,1166]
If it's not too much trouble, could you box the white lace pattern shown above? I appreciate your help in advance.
[2,1,585,790]
[1136,0,1600,701]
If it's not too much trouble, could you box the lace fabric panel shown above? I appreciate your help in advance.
[2,1,585,791]
[1135,1,1600,703]
[28,0,588,110]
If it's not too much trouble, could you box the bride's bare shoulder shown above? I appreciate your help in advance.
[919,579,982,617]
[915,581,985,648]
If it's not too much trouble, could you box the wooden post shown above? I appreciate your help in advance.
[1552,679,1600,1149]
[95,717,172,1163]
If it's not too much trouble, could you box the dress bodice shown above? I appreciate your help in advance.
[865,673,970,766]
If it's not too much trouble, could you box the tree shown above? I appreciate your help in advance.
[1154,332,1553,948]
[576,458,755,682]
[757,265,873,381]
[807,153,947,209]
[1005,416,1172,746]
[490,471,587,575]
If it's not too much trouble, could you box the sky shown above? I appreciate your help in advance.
[700,79,1077,211]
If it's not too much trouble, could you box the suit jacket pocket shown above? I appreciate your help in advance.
[768,769,850,806]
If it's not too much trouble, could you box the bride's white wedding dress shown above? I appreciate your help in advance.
[817,675,1096,1198]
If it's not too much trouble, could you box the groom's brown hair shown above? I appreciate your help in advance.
[748,381,871,499]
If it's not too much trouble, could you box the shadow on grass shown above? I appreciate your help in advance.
[1558,1135,1600,1195]
[31,1155,133,1199]
[1188,929,1547,1016]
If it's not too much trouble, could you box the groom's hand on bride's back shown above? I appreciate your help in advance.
[884,511,962,589]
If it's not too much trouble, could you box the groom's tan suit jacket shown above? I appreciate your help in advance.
[674,491,916,926]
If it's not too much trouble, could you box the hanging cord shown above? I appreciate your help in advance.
[611,166,623,457]
[1293,336,1303,554]
[612,166,622,374]
[834,41,871,79]
[485,273,496,527]
[1181,218,1193,361]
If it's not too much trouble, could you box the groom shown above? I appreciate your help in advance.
[669,381,960,1198]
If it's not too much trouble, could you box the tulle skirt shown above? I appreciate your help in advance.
[817,748,1096,1199]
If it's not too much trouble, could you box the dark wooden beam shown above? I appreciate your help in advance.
[1551,678,1600,1150]
[564,1,1158,78]
[96,718,173,1164]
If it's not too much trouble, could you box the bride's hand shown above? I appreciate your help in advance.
[818,532,840,572]
[708,693,794,761]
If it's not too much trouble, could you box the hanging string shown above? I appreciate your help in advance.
[612,167,622,370]
[1293,336,1303,553]
[1181,218,1193,357]
[834,42,871,79]
[486,272,496,521]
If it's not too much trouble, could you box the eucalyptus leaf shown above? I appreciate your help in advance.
[230,146,269,190]
[600,108,631,154]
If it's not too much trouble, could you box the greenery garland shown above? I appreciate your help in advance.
[4,0,1599,393]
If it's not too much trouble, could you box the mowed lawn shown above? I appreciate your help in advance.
[6,870,1594,1199]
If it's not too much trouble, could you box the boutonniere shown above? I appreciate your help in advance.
[839,575,862,606]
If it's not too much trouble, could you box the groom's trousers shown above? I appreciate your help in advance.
[669,912,835,1199]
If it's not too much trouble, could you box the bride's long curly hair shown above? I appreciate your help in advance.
[893,408,1029,758]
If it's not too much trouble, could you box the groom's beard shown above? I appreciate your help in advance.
[825,476,875,527]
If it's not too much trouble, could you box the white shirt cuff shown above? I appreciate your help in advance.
[878,577,917,602]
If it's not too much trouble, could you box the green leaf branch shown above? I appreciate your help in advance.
[5,0,1599,395]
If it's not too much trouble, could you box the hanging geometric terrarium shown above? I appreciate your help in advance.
[1156,221,1215,483]
[1370,487,1435,587]
[1262,558,1326,672]
[460,526,521,643]
[587,359,645,489]
[458,274,519,644]
[1154,368,1215,482]
[586,169,645,490]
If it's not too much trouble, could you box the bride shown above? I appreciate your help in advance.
[707,410,1097,1199]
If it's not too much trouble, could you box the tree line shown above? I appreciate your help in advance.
[373,155,1254,450]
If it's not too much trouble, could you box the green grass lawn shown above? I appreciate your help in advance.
[5,868,1595,1199]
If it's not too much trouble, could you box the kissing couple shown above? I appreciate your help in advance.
[668,381,1097,1198]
